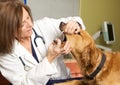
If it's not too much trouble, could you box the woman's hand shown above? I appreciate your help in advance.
[63,20,81,34]
[47,38,71,63]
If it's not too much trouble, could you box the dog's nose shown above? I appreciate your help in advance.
[59,22,66,31]
[78,32,80,35]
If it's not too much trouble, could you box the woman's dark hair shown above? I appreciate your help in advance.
[0,0,33,54]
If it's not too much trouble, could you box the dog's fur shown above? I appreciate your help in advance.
[54,22,120,85]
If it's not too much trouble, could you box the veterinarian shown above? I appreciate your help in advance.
[0,0,85,85]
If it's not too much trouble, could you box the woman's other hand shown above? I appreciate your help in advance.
[47,38,71,63]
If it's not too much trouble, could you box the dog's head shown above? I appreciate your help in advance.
[59,22,96,62]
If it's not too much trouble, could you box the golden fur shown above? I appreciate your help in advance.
[54,22,120,85]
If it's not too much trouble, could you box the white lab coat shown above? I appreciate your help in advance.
[0,17,85,85]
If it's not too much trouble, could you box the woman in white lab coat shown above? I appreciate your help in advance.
[0,1,85,85]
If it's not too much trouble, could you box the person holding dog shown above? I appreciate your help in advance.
[0,0,85,85]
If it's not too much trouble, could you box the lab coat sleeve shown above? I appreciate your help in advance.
[0,54,56,85]
[34,16,86,30]
[57,16,86,30]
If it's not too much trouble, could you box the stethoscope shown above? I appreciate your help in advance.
[33,28,45,46]
[19,28,46,71]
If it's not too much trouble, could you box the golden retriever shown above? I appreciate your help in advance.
[54,22,120,85]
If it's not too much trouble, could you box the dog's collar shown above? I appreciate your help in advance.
[86,53,106,80]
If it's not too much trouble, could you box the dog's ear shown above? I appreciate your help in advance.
[59,22,66,31]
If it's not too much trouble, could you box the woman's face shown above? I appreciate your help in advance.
[20,7,33,39]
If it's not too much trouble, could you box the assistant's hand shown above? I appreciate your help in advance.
[46,38,71,63]
[63,20,81,34]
